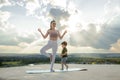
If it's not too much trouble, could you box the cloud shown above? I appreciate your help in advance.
[68,13,120,49]
[110,39,120,53]
[25,0,40,15]
[49,7,70,30]
[0,45,22,53]
[0,11,18,45]
[0,0,11,8]
[49,0,68,9]
[18,42,29,48]
[49,7,70,19]
[0,23,38,53]
[65,45,110,53]
[96,17,120,49]
[22,0,71,21]
[68,23,99,47]
[0,2,43,53]
[104,0,120,24]
[67,0,120,50]
[93,0,120,49]
[0,10,37,46]
[0,10,10,22]
[0,26,37,46]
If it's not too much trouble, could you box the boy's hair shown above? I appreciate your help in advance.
[61,41,67,46]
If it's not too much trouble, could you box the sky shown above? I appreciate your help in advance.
[0,0,120,54]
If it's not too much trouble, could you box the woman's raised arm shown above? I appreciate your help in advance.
[38,28,49,39]
[58,30,67,39]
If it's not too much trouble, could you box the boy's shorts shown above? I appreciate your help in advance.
[61,57,67,63]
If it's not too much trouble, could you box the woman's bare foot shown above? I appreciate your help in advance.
[50,69,55,72]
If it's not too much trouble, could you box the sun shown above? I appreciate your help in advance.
[65,14,83,33]
[59,6,102,34]
[60,18,80,33]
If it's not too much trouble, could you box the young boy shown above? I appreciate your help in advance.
[60,41,68,70]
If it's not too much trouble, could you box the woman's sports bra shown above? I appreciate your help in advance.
[49,30,58,38]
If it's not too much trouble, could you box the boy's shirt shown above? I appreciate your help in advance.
[61,47,68,58]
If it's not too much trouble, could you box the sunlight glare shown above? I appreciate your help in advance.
[67,1,76,14]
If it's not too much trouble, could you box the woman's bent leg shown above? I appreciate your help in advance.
[40,42,51,57]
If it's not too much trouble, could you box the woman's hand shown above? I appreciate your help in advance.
[38,28,41,32]
[59,30,67,39]
[64,30,67,33]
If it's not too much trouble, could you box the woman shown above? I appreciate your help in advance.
[38,20,67,72]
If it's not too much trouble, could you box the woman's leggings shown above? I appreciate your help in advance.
[40,40,58,70]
